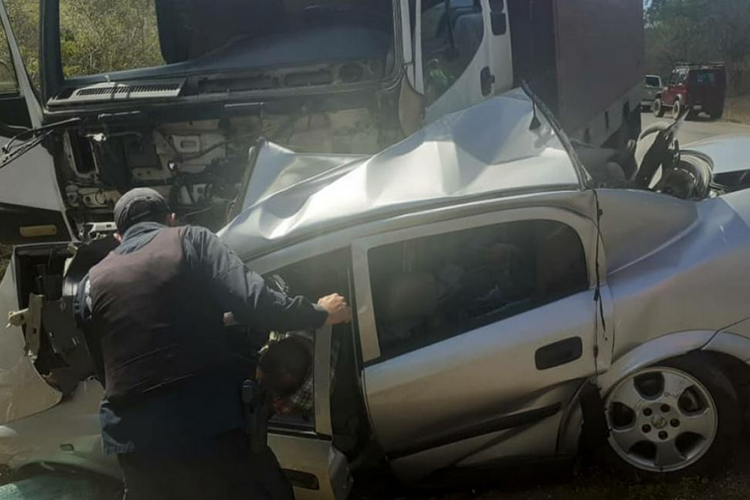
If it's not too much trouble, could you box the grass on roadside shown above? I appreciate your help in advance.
[725,94,750,125]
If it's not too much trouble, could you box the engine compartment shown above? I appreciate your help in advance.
[53,103,403,235]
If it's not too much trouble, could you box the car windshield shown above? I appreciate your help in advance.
[646,75,661,87]
[59,0,394,79]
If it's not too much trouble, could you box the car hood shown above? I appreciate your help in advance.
[684,135,750,175]
[220,88,583,259]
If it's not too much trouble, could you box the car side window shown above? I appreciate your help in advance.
[0,14,18,94]
[368,220,588,359]
[668,71,679,85]
[677,71,687,84]
[421,0,484,105]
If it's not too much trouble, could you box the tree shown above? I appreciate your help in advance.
[4,0,163,87]
[646,0,750,94]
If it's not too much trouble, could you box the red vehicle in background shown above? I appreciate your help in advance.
[653,63,726,120]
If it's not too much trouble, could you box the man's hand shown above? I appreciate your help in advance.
[317,294,352,325]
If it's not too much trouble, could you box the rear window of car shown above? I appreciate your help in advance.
[691,70,719,86]
[646,76,661,87]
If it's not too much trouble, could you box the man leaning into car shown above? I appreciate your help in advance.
[74,188,352,500]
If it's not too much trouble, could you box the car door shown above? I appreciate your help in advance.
[266,325,353,500]
[0,2,70,245]
[352,205,612,481]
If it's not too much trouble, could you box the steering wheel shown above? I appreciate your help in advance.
[635,107,690,188]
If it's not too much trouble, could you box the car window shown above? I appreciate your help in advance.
[677,71,687,84]
[645,76,661,87]
[668,71,679,85]
[0,8,19,94]
[59,0,394,79]
[368,219,589,359]
[4,0,38,92]
[59,0,165,78]
[260,248,351,428]
[693,70,717,86]
[421,0,484,105]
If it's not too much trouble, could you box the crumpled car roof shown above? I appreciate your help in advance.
[220,88,583,259]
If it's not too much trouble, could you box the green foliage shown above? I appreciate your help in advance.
[59,0,163,78]
[4,0,164,86]
[4,0,40,89]
[646,0,750,94]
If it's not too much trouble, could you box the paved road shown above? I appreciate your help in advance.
[642,112,750,145]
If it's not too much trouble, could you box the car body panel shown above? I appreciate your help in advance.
[0,256,63,424]
[602,191,750,359]
[220,88,585,261]
[0,2,71,244]
[0,380,116,478]
[596,330,716,395]
[684,136,750,176]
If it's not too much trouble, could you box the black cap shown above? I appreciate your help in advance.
[113,188,170,233]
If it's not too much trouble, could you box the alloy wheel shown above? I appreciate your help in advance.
[605,367,718,473]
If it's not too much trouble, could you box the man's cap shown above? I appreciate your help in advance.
[113,188,170,233]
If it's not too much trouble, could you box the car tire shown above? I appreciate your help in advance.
[672,99,681,119]
[653,98,665,117]
[603,354,740,481]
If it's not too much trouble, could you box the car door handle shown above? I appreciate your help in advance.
[535,337,583,370]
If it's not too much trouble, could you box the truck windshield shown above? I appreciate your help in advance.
[60,0,394,79]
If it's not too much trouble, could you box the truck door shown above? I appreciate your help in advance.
[0,2,69,245]
[417,0,513,122]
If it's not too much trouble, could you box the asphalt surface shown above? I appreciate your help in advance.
[642,112,750,145]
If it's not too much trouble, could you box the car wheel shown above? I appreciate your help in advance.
[672,99,681,119]
[653,98,665,117]
[604,354,740,480]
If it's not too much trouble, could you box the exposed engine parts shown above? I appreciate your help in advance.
[54,106,395,234]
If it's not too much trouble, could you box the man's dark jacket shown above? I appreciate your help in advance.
[76,222,327,454]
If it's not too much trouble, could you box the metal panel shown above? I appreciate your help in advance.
[553,0,644,136]
[0,261,62,425]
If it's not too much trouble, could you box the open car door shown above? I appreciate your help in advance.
[267,325,353,500]
[0,2,70,245]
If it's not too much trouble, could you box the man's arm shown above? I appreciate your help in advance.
[182,226,350,332]
[73,274,106,384]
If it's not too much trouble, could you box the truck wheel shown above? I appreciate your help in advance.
[672,99,681,119]
[604,354,740,481]
[653,98,665,117]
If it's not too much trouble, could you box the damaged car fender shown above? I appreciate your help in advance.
[596,330,718,396]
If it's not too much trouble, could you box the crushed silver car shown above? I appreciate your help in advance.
[4,85,750,498]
